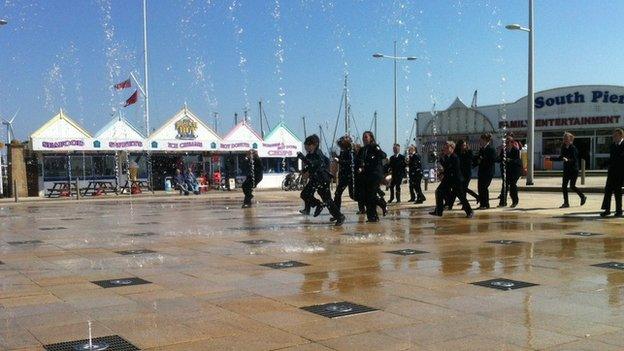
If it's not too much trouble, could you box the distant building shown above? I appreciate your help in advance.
[417,85,624,170]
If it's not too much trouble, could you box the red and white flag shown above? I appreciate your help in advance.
[114,78,132,90]
[123,90,139,107]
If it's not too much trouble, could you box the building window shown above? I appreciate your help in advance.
[43,156,69,180]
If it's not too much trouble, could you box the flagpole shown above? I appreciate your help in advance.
[143,0,150,137]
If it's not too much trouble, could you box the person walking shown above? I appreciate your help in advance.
[499,133,522,208]
[430,141,473,218]
[357,131,387,222]
[548,132,586,208]
[297,134,345,225]
[407,145,426,203]
[241,149,263,208]
[333,135,355,212]
[387,144,406,203]
[601,128,624,217]
[475,133,496,209]
[448,140,479,207]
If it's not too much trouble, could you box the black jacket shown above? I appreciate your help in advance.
[476,144,496,179]
[440,153,463,186]
[500,146,522,178]
[551,144,579,175]
[337,149,355,181]
[457,150,473,181]
[243,156,263,183]
[358,143,386,182]
[408,153,423,178]
[299,149,331,183]
[388,154,407,179]
[607,141,624,182]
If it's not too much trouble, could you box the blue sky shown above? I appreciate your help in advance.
[1,0,623,149]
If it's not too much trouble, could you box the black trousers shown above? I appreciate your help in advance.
[602,175,623,213]
[365,179,383,220]
[334,176,354,210]
[449,177,478,205]
[477,175,493,207]
[409,175,425,201]
[242,178,256,204]
[435,181,472,215]
[389,176,404,201]
[302,179,342,218]
[500,172,520,206]
[562,171,584,204]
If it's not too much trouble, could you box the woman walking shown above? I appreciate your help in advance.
[357,131,387,222]
[499,133,522,208]
[475,133,496,209]
[548,132,586,208]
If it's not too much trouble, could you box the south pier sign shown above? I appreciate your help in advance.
[535,90,624,109]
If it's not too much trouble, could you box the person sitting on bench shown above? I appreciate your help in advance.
[174,169,190,195]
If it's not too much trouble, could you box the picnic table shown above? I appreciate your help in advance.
[119,180,152,194]
[46,182,78,198]
[82,181,118,196]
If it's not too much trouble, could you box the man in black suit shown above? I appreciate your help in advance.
[475,133,496,209]
[601,128,624,217]
[407,145,426,203]
[548,132,586,208]
[387,143,406,203]
[430,141,473,218]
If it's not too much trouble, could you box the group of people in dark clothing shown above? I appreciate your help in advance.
[238,127,624,222]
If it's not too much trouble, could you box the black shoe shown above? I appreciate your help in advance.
[313,204,325,217]
[408,197,415,202]
[388,198,394,204]
[366,217,379,223]
[381,204,388,217]
[498,202,507,207]
[429,211,442,217]
[510,202,518,208]
[615,212,623,218]
[476,206,490,210]
[329,217,336,222]
[580,196,587,206]
[600,211,611,217]
[559,203,570,209]
[396,199,401,203]
[242,203,251,208]
[334,214,346,226]
[466,211,474,218]
[299,209,310,215]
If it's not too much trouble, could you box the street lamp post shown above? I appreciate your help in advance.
[506,0,535,185]
[373,41,416,145]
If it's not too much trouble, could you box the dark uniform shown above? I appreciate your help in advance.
[551,144,586,206]
[408,153,426,203]
[358,143,386,221]
[475,143,496,208]
[334,148,356,210]
[601,140,624,216]
[433,153,473,217]
[499,145,522,207]
[242,154,263,207]
[387,153,406,203]
[298,149,345,224]
[448,149,479,207]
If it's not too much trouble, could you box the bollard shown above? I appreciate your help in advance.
[424,178,428,191]
[580,159,586,185]
[13,180,18,202]
[75,177,80,200]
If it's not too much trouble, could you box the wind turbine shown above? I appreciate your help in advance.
[1,108,20,144]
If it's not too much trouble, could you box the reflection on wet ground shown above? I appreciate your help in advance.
[1,192,624,350]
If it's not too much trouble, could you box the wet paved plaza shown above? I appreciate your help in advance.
[1,191,624,350]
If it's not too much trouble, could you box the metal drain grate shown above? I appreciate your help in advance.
[566,232,604,237]
[125,232,158,237]
[260,261,309,269]
[39,227,67,230]
[385,249,429,256]
[485,240,525,245]
[8,240,43,245]
[301,301,378,318]
[239,239,274,245]
[91,277,151,289]
[44,335,139,351]
[135,222,160,225]
[592,262,624,270]
[115,249,157,255]
[471,278,538,291]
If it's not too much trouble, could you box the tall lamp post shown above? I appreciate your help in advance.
[0,19,6,197]
[506,0,534,185]
[373,41,416,145]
